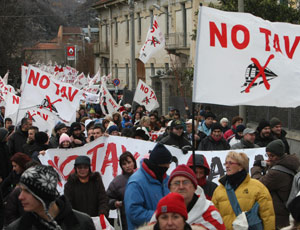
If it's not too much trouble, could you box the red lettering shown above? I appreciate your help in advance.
[68,87,79,102]
[133,152,140,160]
[259,28,271,51]
[60,86,68,100]
[284,36,300,59]
[59,155,77,180]
[87,143,105,171]
[151,20,158,33]
[39,75,50,89]
[140,83,146,92]
[101,143,118,177]
[12,95,19,104]
[54,83,60,95]
[47,157,63,187]
[231,25,250,49]
[27,69,40,85]
[43,114,49,121]
[273,34,282,53]
[209,22,227,48]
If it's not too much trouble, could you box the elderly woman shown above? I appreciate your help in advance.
[212,151,275,230]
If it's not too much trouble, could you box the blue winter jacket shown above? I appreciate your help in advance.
[124,162,170,230]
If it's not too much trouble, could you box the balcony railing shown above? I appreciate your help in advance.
[165,32,190,49]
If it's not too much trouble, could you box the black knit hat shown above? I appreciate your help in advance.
[74,155,91,166]
[20,165,59,208]
[35,132,48,145]
[211,123,222,132]
[149,143,172,165]
[54,123,67,133]
[257,119,270,133]
[204,112,216,120]
[270,117,281,128]
[70,122,81,132]
[236,124,246,133]
[266,139,285,157]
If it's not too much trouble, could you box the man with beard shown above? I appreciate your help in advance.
[270,117,290,154]
[255,119,274,147]
[49,123,68,148]
[231,128,260,149]
[22,126,39,156]
[70,122,86,147]
[124,143,172,230]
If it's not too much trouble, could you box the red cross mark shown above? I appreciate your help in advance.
[142,96,150,104]
[146,36,160,47]
[41,95,62,112]
[245,54,275,93]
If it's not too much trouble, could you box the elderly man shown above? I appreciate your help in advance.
[124,143,172,230]
[231,128,260,149]
[151,165,225,229]
[6,165,96,230]
[251,140,300,229]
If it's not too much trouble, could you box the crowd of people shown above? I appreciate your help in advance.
[0,103,300,230]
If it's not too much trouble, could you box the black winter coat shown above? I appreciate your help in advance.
[7,128,28,156]
[1,172,21,199]
[0,142,11,181]
[160,132,191,149]
[198,136,230,151]
[4,187,24,226]
[64,172,109,217]
[5,195,96,230]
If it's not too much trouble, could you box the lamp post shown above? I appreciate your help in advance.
[129,0,136,91]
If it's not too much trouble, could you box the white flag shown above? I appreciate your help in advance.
[3,91,20,119]
[99,83,120,115]
[139,16,165,63]
[19,66,83,122]
[3,71,9,85]
[193,6,300,107]
[133,80,159,111]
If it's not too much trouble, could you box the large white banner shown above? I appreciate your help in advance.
[133,80,159,111]
[139,16,165,63]
[99,83,120,115]
[19,66,83,122]
[40,135,266,194]
[193,6,300,107]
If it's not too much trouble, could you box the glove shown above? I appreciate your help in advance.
[181,145,192,155]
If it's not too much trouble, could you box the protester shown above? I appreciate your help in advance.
[187,154,217,200]
[49,123,68,148]
[251,139,300,228]
[124,103,133,117]
[270,117,290,154]
[1,152,31,199]
[64,155,109,217]
[69,122,86,147]
[22,126,39,156]
[107,125,120,136]
[231,128,260,149]
[4,118,13,130]
[132,111,142,126]
[124,143,172,230]
[5,164,96,230]
[146,193,201,230]
[93,124,105,139]
[30,131,50,161]
[219,117,230,133]
[8,117,32,156]
[161,165,225,229]
[198,123,230,150]
[212,151,275,230]
[165,107,176,120]
[121,111,133,129]
[185,119,203,149]
[255,119,274,147]
[223,116,243,141]
[59,133,72,149]
[107,151,137,230]
[282,194,300,230]
[134,127,150,140]
[160,120,191,150]
[149,113,160,131]
[228,124,245,147]
[112,112,122,131]
[0,128,11,184]
[198,112,215,136]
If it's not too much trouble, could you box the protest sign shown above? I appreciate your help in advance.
[99,83,120,115]
[194,6,300,107]
[133,80,159,111]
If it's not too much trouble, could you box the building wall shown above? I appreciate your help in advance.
[25,49,65,65]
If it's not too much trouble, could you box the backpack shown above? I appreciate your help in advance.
[286,171,300,208]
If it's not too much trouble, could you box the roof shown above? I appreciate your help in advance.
[24,42,62,50]
[93,0,115,8]
[63,27,82,34]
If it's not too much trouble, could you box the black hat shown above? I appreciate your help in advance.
[211,123,222,132]
[236,124,246,133]
[266,139,285,157]
[71,122,81,132]
[170,120,184,129]
[270,117,281,128]
[257,119,270,133]
[74,156,91,166]
[35,132,48,145]
[54,123,67,133]
[135,128,149,140]
[288,195,300,222]
[204,112,216,120]
[149,143,172,165]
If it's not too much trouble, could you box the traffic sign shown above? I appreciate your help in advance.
[67,46,75,60]
[113,78,120,86]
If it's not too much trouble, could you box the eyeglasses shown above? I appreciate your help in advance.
[265,153,276,159]
[223,161,240,166]
[170,180,192,188]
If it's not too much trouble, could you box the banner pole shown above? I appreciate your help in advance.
[192,102,196,172]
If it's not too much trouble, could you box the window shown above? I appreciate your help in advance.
[165,6,169,37]
[126,63,129,85]
[181,3,187,47]
[114,64,118,78]
[150,10,154,27]
[126,15,129,42]
[114,18,118,44]
[151,63,155,76]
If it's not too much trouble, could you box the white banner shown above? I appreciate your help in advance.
[0,77,15,95]
[99,83,120,115]
[21,65,28,92]
[3,91,20,119]
[19,66,83,122]
[133,80,159,111]
[39,135,266,194]
[139,16,165,63]
[74,72,88,89]
[193,6,300,107]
